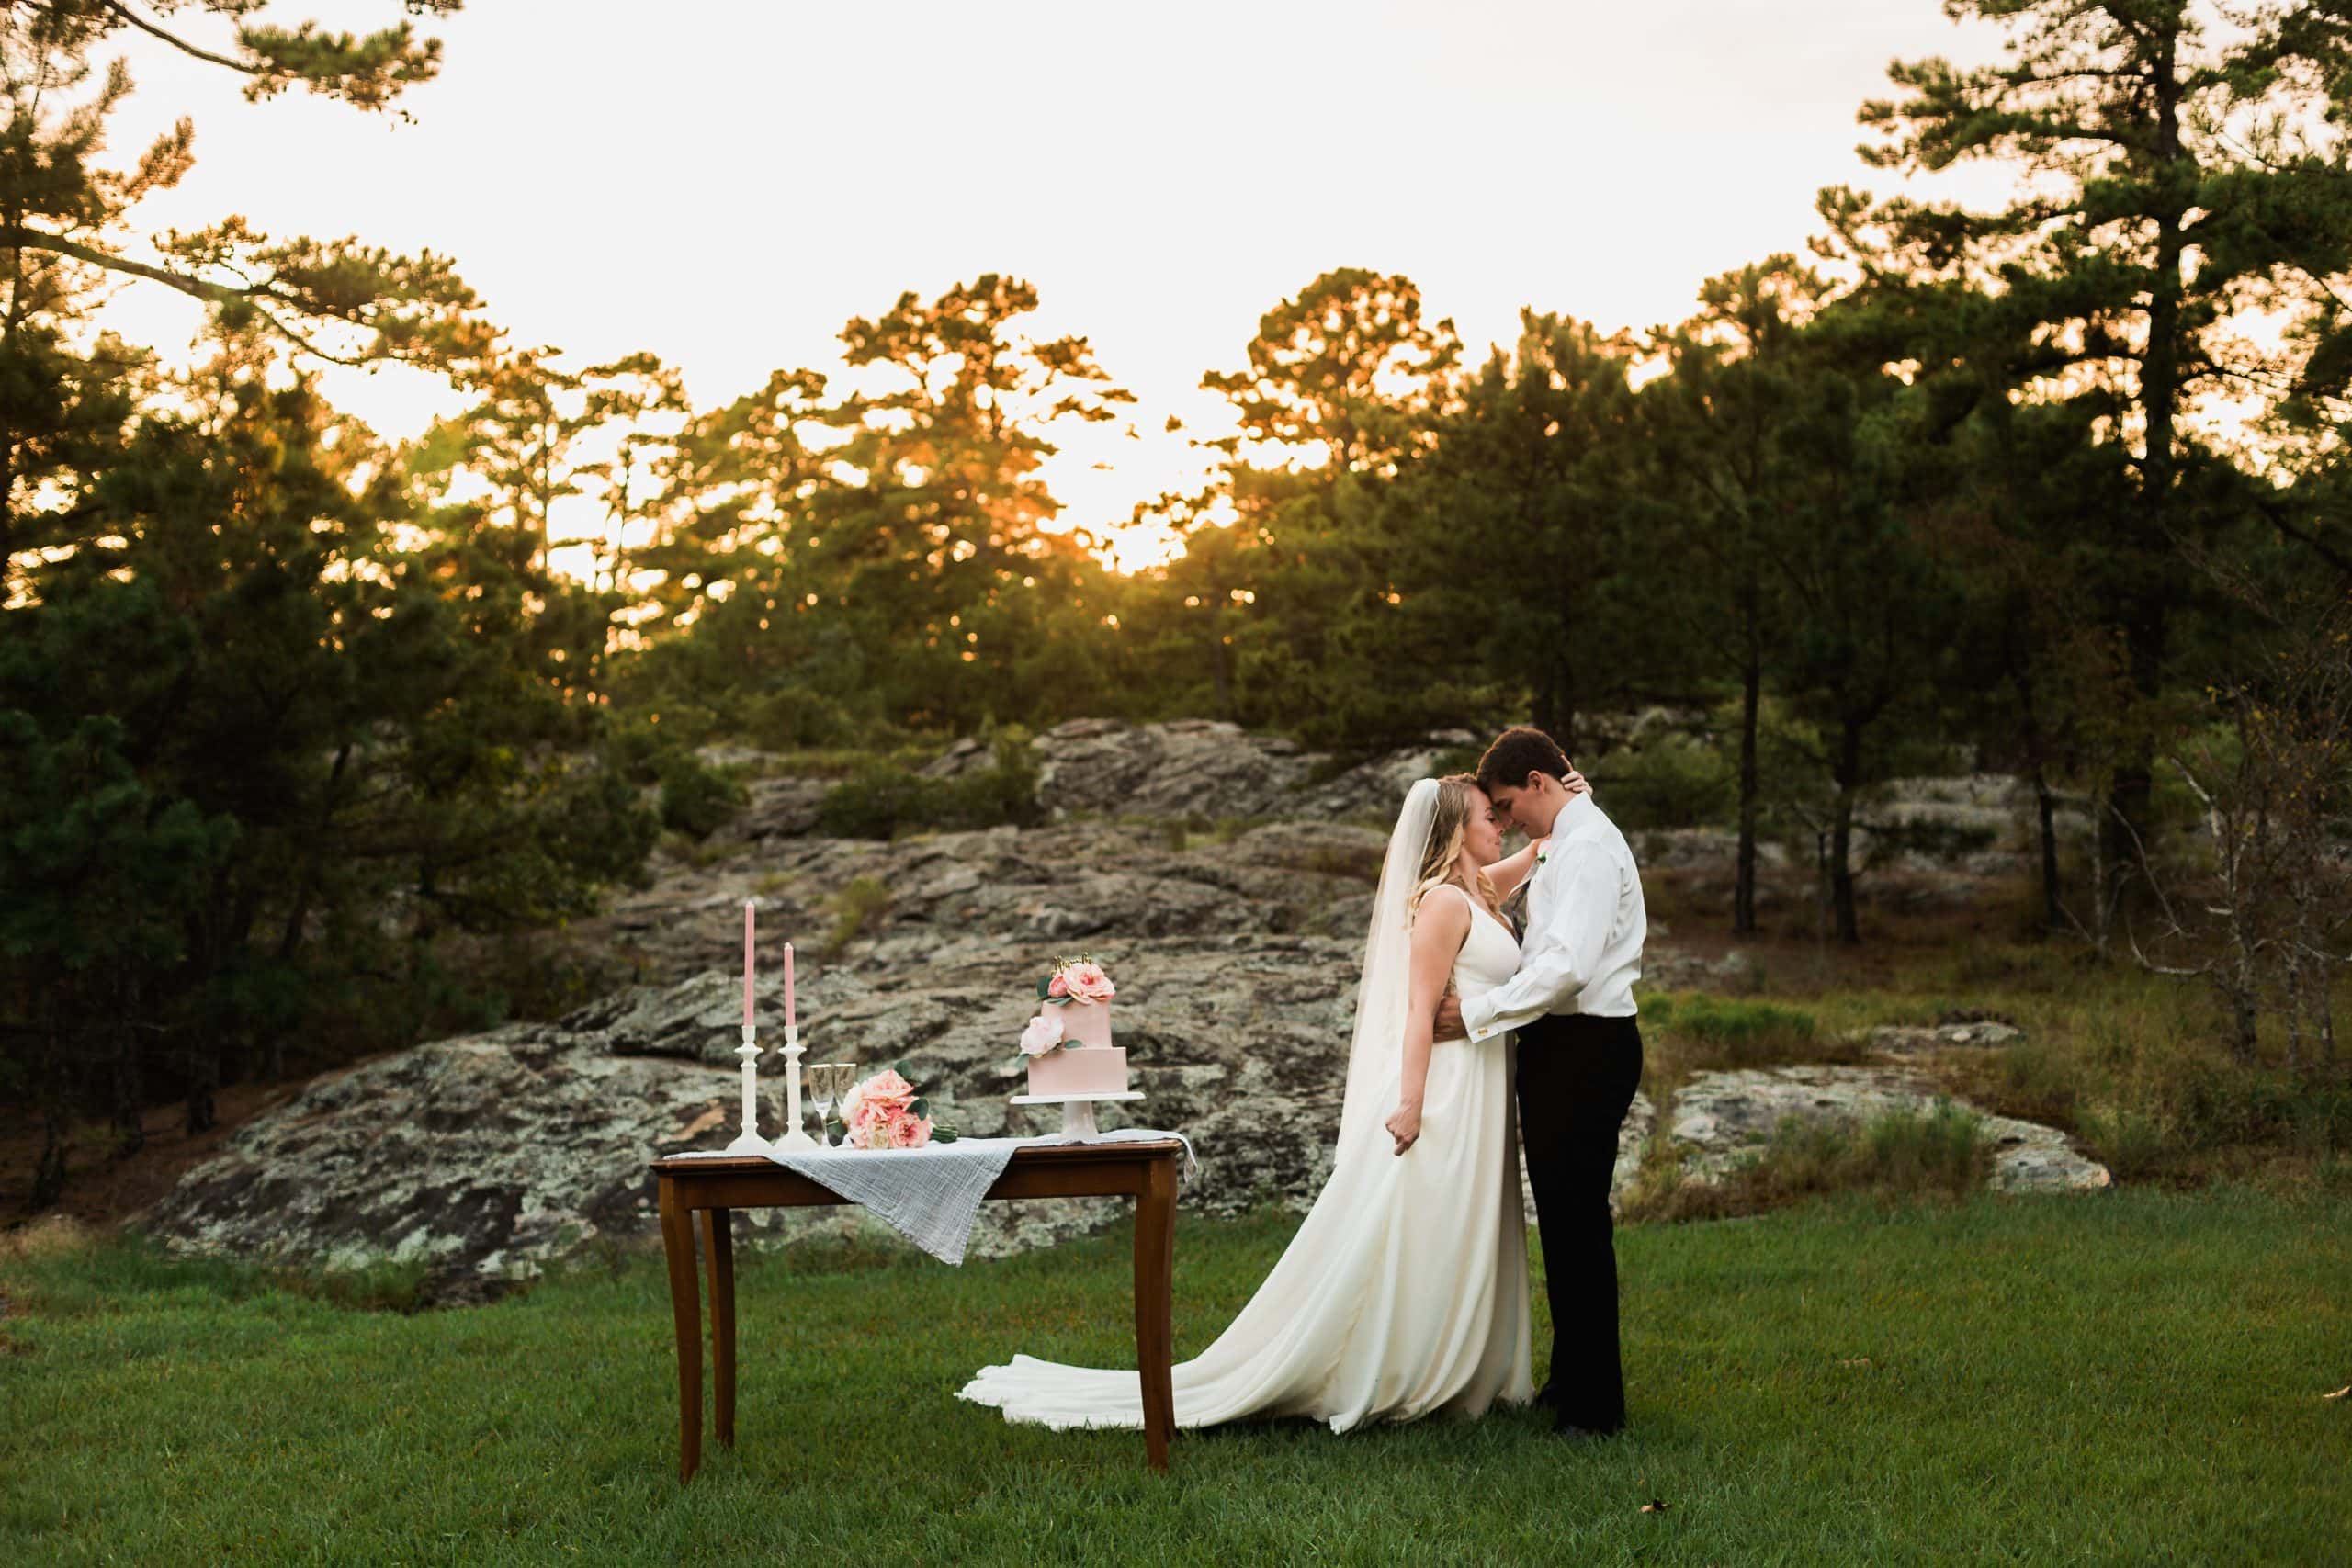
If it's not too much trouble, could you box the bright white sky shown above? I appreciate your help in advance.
[91,0,2016,569]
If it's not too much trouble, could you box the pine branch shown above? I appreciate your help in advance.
[99,2,262,79]
[2255,494,2352,583]
[96,0,453,112]
[0,220,376,364]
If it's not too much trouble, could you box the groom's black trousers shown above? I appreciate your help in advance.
[1516,1011,1644,1433]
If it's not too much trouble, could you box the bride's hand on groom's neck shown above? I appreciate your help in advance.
[1563,767,1590,798]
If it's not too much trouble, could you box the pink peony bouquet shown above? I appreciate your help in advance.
[835,1066,956,1148]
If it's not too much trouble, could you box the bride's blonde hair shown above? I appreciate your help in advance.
[1408,773,1497,919]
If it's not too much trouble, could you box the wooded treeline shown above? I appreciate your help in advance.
[6,1,2350,1204]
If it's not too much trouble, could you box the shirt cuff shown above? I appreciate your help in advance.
[1463,993,1499,1042]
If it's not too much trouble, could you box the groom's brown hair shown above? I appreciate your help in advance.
[1475,726,1570,795]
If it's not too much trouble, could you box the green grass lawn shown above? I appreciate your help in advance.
[5,1188,2347,1565]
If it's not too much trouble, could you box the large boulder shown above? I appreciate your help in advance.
[1032,718,1313,822]
[141,1022,738,1279]
[143,935,1368,1280]
[1657,1064,2109,1195]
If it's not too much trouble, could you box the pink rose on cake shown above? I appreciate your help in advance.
[1038,953,1116,1008]
[1019,1012,1065,1055]
[1061,959,1115,1004]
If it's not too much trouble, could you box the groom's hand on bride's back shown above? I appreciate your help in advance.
[1432,993,1466,1043]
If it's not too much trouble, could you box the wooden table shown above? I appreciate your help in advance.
[650,1140,1183,1480]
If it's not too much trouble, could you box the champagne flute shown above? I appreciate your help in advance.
[808,1064,839,1146]
[831,1062,859,1143]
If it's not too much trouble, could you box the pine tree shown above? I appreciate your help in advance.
[1852,0,2352,901]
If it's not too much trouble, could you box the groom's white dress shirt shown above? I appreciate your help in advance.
[1461,791,1645,1043]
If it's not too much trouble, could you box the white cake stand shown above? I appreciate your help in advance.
[1010,1089,1143,1137]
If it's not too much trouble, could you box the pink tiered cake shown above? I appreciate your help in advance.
[1026,1002,1126,1096]
[1022,957,1128,1098]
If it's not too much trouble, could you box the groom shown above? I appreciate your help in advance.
[1433,725,1646,1437]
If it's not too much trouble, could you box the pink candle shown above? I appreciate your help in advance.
[742,901,755,1030]
[784,942,797,1030]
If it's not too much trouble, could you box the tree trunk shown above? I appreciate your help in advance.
[1550,686,1577,764]
[2225,982,2260,1066]
[1,197,29,588]
[1734,648,1761,937]
[2102,671,2159,916]
[2281,943,2305,1076]
[2109,23,2188,913]
[28,999,70,1206]
[184,865,231,1134]
[271,739,352,1079]
[2036,771,2063,933]
[32,1102,69,1211]
[111,1007,145,1159]
[184,1043,218,1136]
[2320,970,2337,1071]
[2010,651,2064,933]
[1532,658,1568,755]
[1209,608,1233,720]
[1813,826,1832,969]
[1831,716,1863,945]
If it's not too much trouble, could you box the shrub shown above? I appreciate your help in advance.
[814,736,1041,840]
[1645,993,1820,1066]
[2290,1083,2352,1156]
[1624,1100,1991,1223]
[1857,1101,1994,1194]
[743,687,862,750]
[1998,1038,2081,1117]
[1861,816,2001,869]
[822,877,894,959]
[1588,731,1736,831]
[2077,1103,2174,1180]
[811,768,922,839]
[657,750,748,840]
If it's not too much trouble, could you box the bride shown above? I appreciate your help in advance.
[960,773,1564,1433]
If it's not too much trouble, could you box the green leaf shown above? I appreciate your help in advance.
[910,1096,929,1117]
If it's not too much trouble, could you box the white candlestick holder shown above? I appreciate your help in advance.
[770,1023,819,1151]
[724,1024,770,1155]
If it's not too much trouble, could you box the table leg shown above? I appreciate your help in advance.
[702,1208,737,1449]
[1132,1154,1178,1471]
[658,1178,703,1483]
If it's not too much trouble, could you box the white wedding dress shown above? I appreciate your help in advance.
[960,782,1533,1433]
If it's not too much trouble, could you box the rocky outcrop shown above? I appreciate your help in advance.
[143,1023,738,1278]
[1862,1018,2026,1055]
[1017,718,1479,825]
[1641,948,1767,995]
[140,719,2104,1289]
[144,936,1371,1278]
[1654,1064,2109,1195]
